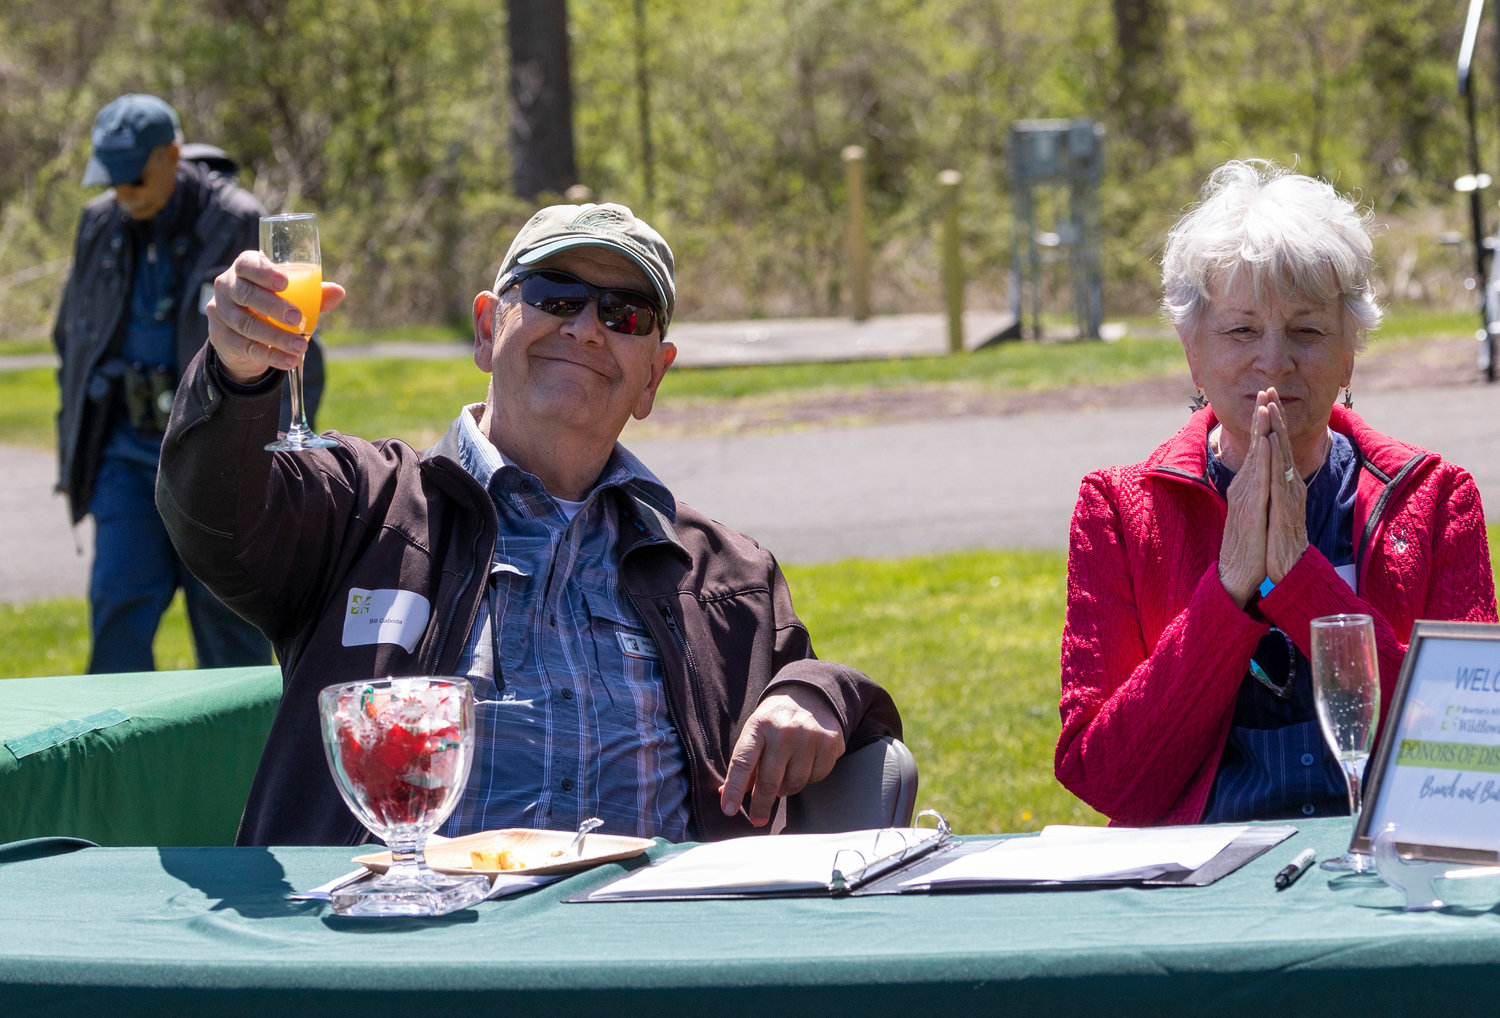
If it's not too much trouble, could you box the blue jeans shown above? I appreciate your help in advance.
[87,454,271,674]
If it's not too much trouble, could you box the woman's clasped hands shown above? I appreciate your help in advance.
[1218,387,1313,608]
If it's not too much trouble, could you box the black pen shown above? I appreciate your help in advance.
[1274,848,1316,890]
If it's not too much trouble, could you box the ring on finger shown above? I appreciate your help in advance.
[1283,466,1297,483]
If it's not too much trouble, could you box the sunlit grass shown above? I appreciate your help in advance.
[318,322,470,348]
[2,548,1087,831]
[784,549,1100,833]
[317,356,488,448]
[0,367,55,448]
[1374,306,1476,344]
[0,593,194,679]
[11,525,1497,832]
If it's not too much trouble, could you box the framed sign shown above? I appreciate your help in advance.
[1354,620,1500,865]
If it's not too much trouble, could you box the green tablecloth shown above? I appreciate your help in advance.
[2,818,1499,1016]
[0,666,280,845]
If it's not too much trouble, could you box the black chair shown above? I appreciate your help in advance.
[782,737,918,834]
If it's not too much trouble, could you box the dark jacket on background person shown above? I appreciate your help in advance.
[156,346,902,847]
[52,149,322,523]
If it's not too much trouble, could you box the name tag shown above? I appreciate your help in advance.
[617,631,660,660]
[342,587,431,652]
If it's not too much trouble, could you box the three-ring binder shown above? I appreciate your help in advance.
[570,811,954,902]
[829,811,952,893]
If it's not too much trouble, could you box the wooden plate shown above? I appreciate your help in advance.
[354,827,654,877]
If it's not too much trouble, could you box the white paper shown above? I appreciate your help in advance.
[340,587,431,651]
[286,867,371,900]
[586,828,937,898]
[902,824,1248,886]
[484,872,563,899]
[1363,634,1500,854]
[290,869,559,901]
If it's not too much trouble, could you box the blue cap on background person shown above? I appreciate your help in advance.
[82,94,180,187]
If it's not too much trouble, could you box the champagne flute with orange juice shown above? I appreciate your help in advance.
[259,213,336,451]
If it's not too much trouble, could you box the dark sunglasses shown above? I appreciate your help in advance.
[500,268,663,337]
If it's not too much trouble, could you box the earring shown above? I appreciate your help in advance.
[1342,385,1354,409]
[1189,386,1208,413]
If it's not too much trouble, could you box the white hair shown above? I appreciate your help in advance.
[1162,159,1382,346]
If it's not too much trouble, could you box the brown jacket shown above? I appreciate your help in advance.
[157,347,901,845]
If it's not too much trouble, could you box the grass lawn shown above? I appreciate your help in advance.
[0,547,1088,833]
[784,549,1100,833]
[8,527,1499,835]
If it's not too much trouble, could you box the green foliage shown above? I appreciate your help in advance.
[1,0,1492,343]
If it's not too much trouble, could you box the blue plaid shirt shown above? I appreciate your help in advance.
[438,406,692,841]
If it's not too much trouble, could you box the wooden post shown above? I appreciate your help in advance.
[842,145,870,322]
[634,0,655,206]
[939,169,964,353]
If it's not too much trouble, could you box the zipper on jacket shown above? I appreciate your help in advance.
[629,591,710,838]
[1355,452,1431,585]
[1150,464,1218,494]
[432,564,474,671]
[427,461,496,671]
[1149,465,1229,527]
[658,602,714,747]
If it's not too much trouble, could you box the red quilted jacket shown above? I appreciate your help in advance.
[1056,406,1497,826]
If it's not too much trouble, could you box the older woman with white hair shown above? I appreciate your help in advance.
[1055,159,1497,826]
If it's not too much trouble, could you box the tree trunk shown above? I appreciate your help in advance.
[1111,0,1192,159]
[508,0,577,199]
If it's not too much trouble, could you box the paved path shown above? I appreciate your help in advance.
[4,380,1495,603]
[2,449,90,604]
[628,384,1500,563]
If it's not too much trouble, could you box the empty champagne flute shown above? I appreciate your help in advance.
[260,213,336,451]
[1311,613,1381,873]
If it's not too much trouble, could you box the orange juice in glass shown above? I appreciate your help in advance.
[277,261,322,336]
[259,213,335,451]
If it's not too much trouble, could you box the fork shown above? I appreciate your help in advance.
[568,817,605,857]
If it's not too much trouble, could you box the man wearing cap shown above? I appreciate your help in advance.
[156,202,902,846]
[54,93,318,673]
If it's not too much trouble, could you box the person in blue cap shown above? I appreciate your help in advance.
[53,93,322,673]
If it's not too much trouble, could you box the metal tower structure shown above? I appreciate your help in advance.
[1007,118,1106,340]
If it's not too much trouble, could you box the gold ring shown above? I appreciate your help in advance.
[1283,467,1297,483]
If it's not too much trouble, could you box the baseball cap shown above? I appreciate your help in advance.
[82,94,180,187]
[495,203,676,327]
